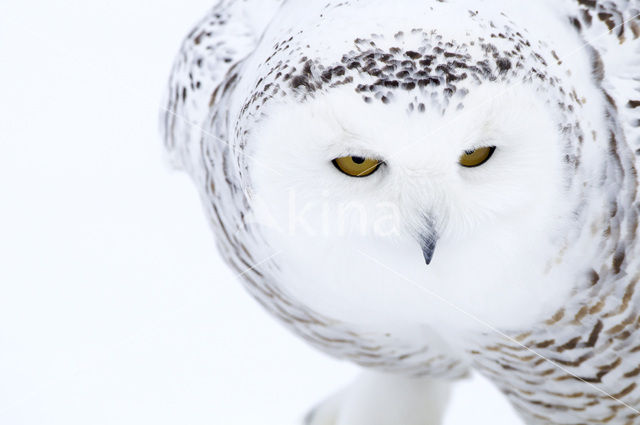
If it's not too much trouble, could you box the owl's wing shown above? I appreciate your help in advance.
[160,0,284,173]
[565,0,640,152]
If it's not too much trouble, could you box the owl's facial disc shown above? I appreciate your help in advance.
[250,81,576,330]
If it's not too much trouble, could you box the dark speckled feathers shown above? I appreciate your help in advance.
[255,28,553,113]
[161,0,284,173]
[569,0,640,155]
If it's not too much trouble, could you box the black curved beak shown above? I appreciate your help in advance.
[421,234,438,265]
[418,215,438,265]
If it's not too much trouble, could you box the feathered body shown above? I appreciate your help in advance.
[162,1,640,423]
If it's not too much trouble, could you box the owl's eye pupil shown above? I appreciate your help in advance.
[351,156,365,164]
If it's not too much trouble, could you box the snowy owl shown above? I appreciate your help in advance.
[161,0,640,423]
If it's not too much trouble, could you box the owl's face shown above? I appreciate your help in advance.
[241,5,607,338]
[248,80,590,336]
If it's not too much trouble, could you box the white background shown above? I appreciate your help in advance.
[0,1,523,424]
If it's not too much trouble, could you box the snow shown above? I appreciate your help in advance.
[0,1,523,423]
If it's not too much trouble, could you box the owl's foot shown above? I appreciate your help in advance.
[303,371,452,425]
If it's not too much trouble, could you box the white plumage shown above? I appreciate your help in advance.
[162,1,640,423]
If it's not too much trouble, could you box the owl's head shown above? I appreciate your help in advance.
[232,1,611,335]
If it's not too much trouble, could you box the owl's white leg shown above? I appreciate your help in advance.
[304,371,452,425]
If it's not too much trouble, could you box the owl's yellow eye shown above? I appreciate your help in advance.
[332,156,382,177]
[459,146,496,168]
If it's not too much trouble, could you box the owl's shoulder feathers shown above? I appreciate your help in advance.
[161,0,283,173]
